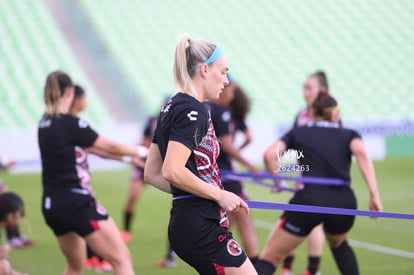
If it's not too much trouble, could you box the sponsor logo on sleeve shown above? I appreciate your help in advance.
[226,239,242,256]
[187,111,198,121]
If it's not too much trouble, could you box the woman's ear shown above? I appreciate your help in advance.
[200,63,209,78]
[65,86,74,98]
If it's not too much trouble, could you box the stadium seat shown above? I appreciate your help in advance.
[0,1,114,129]
[80,0,413,123]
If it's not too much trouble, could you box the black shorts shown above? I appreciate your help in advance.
[280,185,357,236]
[221,180,247,200]
[42,191,108,237]
[168,205,247,274]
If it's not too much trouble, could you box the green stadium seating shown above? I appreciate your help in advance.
[80,0,414,123]
[0,1,114,129]
[1,1,413,129]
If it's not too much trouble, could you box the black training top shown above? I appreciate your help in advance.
[153,93,228,222]
[281,121,361,182]
[153,93,223,195]
[205,102,235,171]
[38,114,98,194]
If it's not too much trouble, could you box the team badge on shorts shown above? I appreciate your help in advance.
[96,204,107,216]
[226,239,242,256]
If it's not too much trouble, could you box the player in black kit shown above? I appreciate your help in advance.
[144,34,257,274]
[205,80,259,263]
[254,93,382,275]
[38,71,146,275]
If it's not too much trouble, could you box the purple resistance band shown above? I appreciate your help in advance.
[220,170,348,185]
[221,171,414,220]
[246,200,414,220]
[221,174,296,192]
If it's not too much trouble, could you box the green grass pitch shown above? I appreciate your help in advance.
[2,157,414,274]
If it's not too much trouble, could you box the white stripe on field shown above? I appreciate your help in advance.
[254,219,414,259]
[348,240,414,259]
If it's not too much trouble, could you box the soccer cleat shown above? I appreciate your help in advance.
[157,257,178,268]
[99,260,114,272]
[84,259,94,270]
[280,268,292,275]
[8,236,34,248]
[120,230,132,243]
[84,256,100,270]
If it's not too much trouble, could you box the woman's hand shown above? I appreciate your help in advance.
[369,194,383,212]
[216,190,249,214]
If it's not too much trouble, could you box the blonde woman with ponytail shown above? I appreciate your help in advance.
[144,35,257,274]
[38,71,151,275]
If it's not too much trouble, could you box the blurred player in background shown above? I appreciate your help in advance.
[255,93,382,275]
[0,157,33,249]
[0,192,28,275]
[119,96,177,268]
[144,34,257,274]
[38,71,148,275]
[282,71,331,275]
[229,81,253,150]
[70,84,152,272]
[70,85,113,272]
[120,116,155,243]
[205,77,260,263]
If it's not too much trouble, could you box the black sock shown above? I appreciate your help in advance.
[307,256,320,275]
[249,256,259,265]
[124,211,133,231]
[331,241,359,275]
[87,246,103,261]
[6,225,20,239]
[282,255,295,270]
[254,259,276,275]
[87,245,97,259]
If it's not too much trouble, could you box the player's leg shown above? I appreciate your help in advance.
[256,226,306,274]
[85,217,134,275]
[303,224,324,275]
[324,213,358,275]
[325,232,359,275]
[225,258,257,275]
[324,189,358,275]
[6,224,33,248]
[122,171,145,242]
[57,232,86,275]
[280,213,297,275]
[256,208,320,275]
[281,253,296,275]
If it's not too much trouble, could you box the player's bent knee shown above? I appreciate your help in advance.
[326,234,348,249]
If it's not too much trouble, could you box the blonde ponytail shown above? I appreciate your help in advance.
[173,34,216,96]
[44,71,73,116]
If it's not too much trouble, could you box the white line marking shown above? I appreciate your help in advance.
[348,239,414,259]
[254,219,414,259]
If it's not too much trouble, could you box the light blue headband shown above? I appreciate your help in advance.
[188,46,224,73]
[204,46,224,65]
